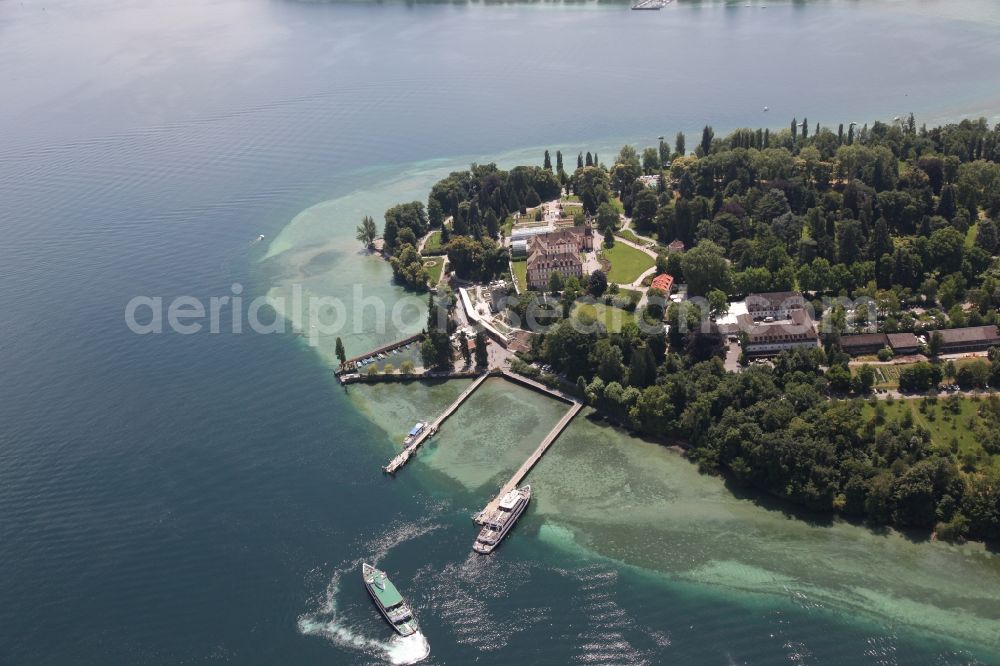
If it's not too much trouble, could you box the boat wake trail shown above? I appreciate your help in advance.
[572,564,653,666]
[384,631,431,665]
[299,594,430,666]
[422,554,549,652]
[298,518,440,664]
[219,234,267,276]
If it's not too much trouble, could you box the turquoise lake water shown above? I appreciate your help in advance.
[2,0,1000,663]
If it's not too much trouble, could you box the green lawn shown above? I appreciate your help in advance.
[861,397,1000,473]
[616,287,643,302]
[572,302,637,333]
[965,221,979,249]
[602,242,655,284]
[615,228,654,246]
[501,216,515,237]
[560,194,580,203]
[423,257,444,286]
[423,230,444,254]
[511,259,527,292]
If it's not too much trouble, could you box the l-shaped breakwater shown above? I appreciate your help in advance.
[374,368,584,542]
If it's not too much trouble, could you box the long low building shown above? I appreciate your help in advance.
[886,332,921,355]
[838,331,922,357]
[935,325,1000,354]
[458,287,509,347]
[839,333,888,356]
[509,224,555,243]
[837,327,1000,357]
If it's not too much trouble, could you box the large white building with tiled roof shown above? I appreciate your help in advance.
[525,227,593,290]
[746,291,807,320]
[740,310,819,356]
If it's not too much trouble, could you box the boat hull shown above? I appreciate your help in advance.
[473,486,531,554]
[402,422,427,447]
[362,564,419,637]
[371,602,417,637]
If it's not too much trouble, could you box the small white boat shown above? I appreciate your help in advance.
[403,422,427,446]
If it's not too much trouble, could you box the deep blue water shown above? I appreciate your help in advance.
[2,0,1000,663]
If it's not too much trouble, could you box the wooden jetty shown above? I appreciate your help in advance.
[500,370,576,405]
[338,333,422,374]
[339,368,484,386]
[382,373,491,474]
[474,400,583,525]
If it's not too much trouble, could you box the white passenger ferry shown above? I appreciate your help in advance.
[473,485,531,554]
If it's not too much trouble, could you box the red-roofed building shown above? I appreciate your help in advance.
[650,273,674,293]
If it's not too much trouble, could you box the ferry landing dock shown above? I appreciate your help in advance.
[382,372,491,474]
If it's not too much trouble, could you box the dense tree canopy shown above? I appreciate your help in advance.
[445,236,508,282]
[573,166,611,215]
[383,202,428,254]
[385,117,1000,540]
[388,244,429,291]
[514,116,1000,542]
[681,241,732,297]
[428,163,560,227]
